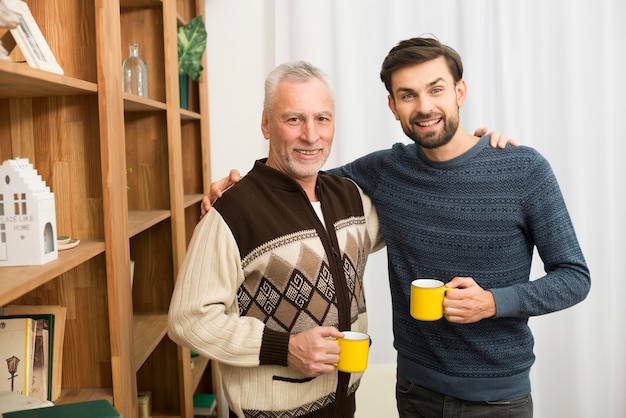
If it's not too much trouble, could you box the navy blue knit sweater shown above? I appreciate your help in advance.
[329,136,590,401]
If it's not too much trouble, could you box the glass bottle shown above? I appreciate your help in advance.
[122,43,148,97]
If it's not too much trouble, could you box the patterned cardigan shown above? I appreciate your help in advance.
[168,160,383,418]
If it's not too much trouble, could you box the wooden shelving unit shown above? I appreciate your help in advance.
[0,1,216,417]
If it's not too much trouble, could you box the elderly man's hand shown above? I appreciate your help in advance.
[287,327,344,377]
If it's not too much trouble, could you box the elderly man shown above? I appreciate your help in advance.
[168,61,384,418]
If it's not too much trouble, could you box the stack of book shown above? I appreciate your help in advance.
[0,305,67,402]
[193,393,217,417]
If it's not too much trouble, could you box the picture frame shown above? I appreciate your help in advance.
[8,0,63,74]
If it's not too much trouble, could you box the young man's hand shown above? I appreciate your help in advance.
[200,169,242,218]
[474,127,518,148]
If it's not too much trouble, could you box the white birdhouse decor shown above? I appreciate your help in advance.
[0,158,58,266]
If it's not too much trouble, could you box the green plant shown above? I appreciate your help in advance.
[126,167,133,191]
[177,16,207,81]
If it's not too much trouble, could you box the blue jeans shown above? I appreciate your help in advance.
[396,375,533,418]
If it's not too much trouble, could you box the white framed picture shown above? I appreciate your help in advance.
[8,0,63,74]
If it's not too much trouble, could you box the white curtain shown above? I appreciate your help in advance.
[206,1,625,416]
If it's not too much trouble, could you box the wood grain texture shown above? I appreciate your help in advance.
[1,0,212,416]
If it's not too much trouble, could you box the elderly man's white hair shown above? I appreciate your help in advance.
[263,61,335,114]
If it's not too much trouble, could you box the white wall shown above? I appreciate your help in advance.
[205,0,270,179]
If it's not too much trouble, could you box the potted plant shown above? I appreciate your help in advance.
[177,16,207,109]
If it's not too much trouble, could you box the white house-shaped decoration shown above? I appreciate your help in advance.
[0,158,57,266]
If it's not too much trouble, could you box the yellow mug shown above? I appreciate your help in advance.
[410,279,447,321]
[335,331,370,373]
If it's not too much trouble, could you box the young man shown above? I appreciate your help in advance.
[329,37,590,417]
[168,61,384,418]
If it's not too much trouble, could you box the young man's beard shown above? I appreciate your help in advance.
[404,112,459,149]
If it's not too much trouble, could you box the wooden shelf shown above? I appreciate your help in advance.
[0,60,97,98]
[120,0,162,8]
[184,193,203,209]
[124,93,167,113]
[0,240,105,306]
[0,1,212,416]
[133,313,168,371]
[56,388,114,405]
[180,108,201,120]
[128,210,172,237]
[191,356,210,392]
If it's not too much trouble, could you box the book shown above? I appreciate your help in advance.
[0,318,36,396]
[2,399,122,418]
[0,316,48,400]
[1,306,67,401]
[30,318,50,401]
[0,391,53,414]
[0,315,53,401]
[193,393,217,417]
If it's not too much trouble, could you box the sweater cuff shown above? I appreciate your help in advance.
[489,287,521,318]
[259,328,290,366]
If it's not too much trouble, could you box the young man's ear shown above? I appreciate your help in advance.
[455,79,467,108]
[387,95,401,121]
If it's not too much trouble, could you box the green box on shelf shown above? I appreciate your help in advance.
[193,393,217,417]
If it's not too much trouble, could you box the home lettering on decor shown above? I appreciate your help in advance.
[0,158,57,266]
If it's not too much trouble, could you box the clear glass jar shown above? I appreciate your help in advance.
[122,43,148,97]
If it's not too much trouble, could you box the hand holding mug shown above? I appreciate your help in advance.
[442,276,496,324]
[287,327,343,377]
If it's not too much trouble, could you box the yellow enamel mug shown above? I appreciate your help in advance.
[335,331,370,373]
[410,279,447,321]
